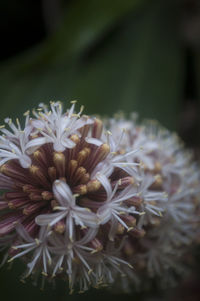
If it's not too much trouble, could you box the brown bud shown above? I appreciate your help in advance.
[54,221,65,234]
[53,152,65,177]
[87,180,101,192]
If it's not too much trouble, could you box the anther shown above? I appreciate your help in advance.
[23,110,30,116]
[70,134,80,144]
[154,162,162,173]
[35,238,40,245]
[129,227,146,238]
[150,216,161,227]
[90,238,103,253]
[87,179,101,192]
[87,144,110,171]
[51,199,59,209]
[77,147,91,165]
[73,166,87,184]
[48,166,57,182]
[73,184,87,195]
[92,118,103,139]
[23,202,46,215]
[126,197,142,207]
[42,191,53,201]
[8,198,29,209]
[112,177,134,189]
[116,223,125,234]
[3,163,30,180]
[54,221,65,234]
[53,152,65,177]
[29,193,42,201]
[69,160,78,177]
[123,241,135,257]
[151,174,163,189]
[29,165,50,189]
[33,150,46,166]
[98,144,110,160]
[79,172,90,184]
[41,271,48,277]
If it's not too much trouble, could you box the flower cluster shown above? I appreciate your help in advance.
[0,102,199,293]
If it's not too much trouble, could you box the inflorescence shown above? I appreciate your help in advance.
[0,101,199,293]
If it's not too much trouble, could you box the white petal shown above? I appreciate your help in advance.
[35,211,67,227]
[97,205,112,224]
[74,207,98,227]
[60,138,76,149]
[53,180,75,207]
[19,154,32,168]
[26,137,47,152]
[85,137,103,146]
[96,173,112,199]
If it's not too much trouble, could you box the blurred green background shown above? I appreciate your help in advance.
[0,0,200,300]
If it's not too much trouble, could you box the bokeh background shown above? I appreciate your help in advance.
[0,0,200,300]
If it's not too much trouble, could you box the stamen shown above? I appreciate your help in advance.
[51,199,59,209]
[53,152,66,177]
[96,143,110,162]
[151,174,163,189]
[73,184,87,195]
[29,165,51,189]
[54,221,65,234]
[154,162,162,173]
[126,197,142,207]
[112,177,134,189]
[48,167,57,182]
[42,191,53,201]
[33,150,47,167]
[8,198,30,209]
[70,134,80,145]
[123,241,135,257]
[79,172,90,184]
[92,118,103,139]
[129,228,146,238]
[121,215,136,227]
[90,238,103,253]
[69,160,78,178]
[77,148,91,165]
[23,202,46,215]
[87,180,101,193]
[73,167,87,184]
[116,223,125,235]
[1,164,29,182]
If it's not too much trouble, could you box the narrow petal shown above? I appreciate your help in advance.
[53,180,75,207]
[35,211,67,227]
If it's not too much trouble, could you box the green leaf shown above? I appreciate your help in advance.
[0,0,145,120]
[0,0,183,131]
[69,0,184,129]
[195,50,200,101]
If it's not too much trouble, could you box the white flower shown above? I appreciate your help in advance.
[91,131,141,179]
[92,240,133,287]
[9,225,52,277]
[31,102,93,152]
[35,180,98,241]
[0,101,199,293]
[96,173,140,240]
[136,175,168,228]
[49,228,97,292]
[0,114,48,168]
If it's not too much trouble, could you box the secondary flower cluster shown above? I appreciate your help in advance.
[0,102,199,293]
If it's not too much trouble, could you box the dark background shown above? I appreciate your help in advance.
[0,0,200,300]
